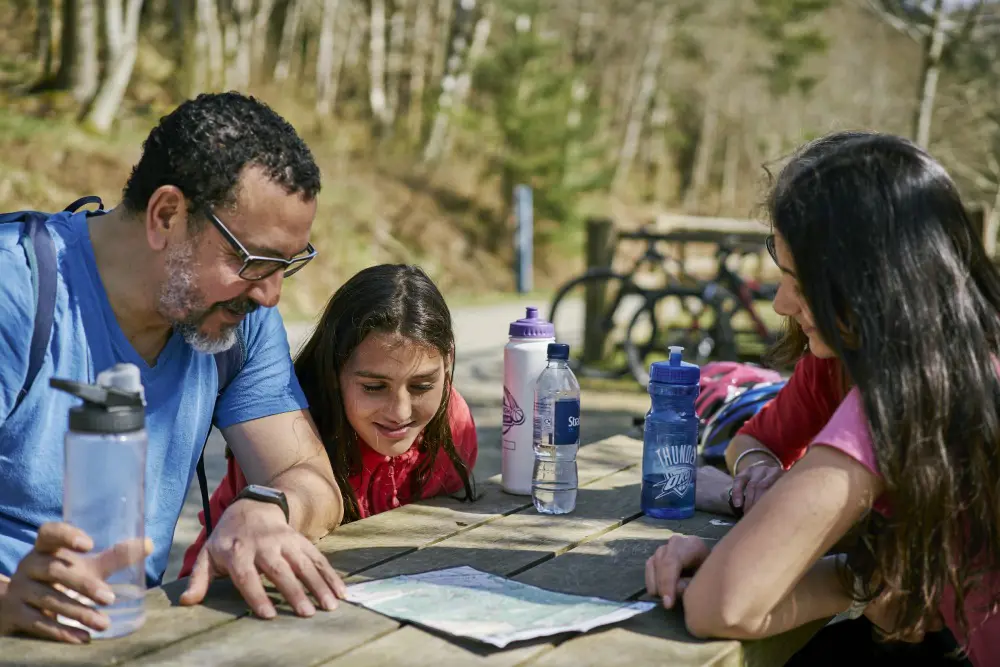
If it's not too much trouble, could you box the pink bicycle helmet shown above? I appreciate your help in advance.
[695,361,781,425]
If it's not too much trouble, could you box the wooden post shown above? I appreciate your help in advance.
[583,217,615,365]
[968,204,986,248]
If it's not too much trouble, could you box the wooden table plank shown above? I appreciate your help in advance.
[319,467,651,667]
[127,601,399,667]
[0,436,641,666]
[132,462,647,667]
[349,466,643,582]
[0,578,249,666]
[512,513,711,600]
[319,435,642,577]
[514,515,823,667]
[315,626,553,667]
[525,611,743,667]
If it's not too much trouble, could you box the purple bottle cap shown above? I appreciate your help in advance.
[509,306,555,338]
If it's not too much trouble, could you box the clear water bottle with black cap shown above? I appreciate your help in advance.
[641,346,701,519]
[531,343,581,515]
[50,363,148,638]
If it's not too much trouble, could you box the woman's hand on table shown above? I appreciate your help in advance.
[730,460,783,515]
[644,535,711,609]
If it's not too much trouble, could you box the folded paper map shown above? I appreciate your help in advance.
[344,565,656,648]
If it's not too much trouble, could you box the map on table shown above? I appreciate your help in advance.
[344,565,656,648]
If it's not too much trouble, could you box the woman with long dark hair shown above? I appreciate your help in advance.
[646,131,1000,665]
[180,264,477,574]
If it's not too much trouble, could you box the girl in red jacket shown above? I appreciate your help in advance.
[179,264,477,577]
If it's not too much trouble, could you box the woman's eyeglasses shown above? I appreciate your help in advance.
[764,235,778,265]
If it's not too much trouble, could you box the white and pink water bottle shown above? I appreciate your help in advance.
[502,307,556,495]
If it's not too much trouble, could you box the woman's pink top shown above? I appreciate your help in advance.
[811,389,999,666]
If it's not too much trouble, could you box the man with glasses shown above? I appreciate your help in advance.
[0,92,346,643]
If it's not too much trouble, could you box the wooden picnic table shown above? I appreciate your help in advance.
[0,435,824,666]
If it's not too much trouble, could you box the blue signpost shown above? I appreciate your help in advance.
[514,184,533,294]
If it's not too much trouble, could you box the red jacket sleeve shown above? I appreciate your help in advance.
[737,354,844,468]
[441,387,478,494]
[177,454,248,579]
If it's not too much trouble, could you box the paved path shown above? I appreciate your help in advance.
[164,300,648,581]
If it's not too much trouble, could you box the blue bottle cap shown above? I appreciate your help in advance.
[547,343,570,360]
[649,346,700,385]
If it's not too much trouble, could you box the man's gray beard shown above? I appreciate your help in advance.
[158,241,239,355]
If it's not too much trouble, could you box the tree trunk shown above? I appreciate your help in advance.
[315,0,342,115]
[53,0,78,89]
[84,0,146,133]
[683,89,720,212]
[105,0,124,58]
[612,4,668,194]
[422,2,491,163]
[720,130,740,213]
[385,0,407,126]
[913,0,947,148]
[227,0,254,90]
[648,85,674,204]
[33,0,55,81]
[613,3,651,133]
[428,0,453,91]
[251,0,276,74]
[345,2,367,70]
[368,0,390,127]
[194,0,224,90]
[222,1,240,89]
[273,0,303,82]
[75,0,100,104]
[407,0,434,143]
[985,180,1000,258]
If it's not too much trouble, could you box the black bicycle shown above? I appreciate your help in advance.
[623,237,780,387]
[547,228,699,378]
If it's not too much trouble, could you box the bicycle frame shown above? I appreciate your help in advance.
[712,245,776,340]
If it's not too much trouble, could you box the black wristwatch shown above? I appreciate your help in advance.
[234,484,290,524]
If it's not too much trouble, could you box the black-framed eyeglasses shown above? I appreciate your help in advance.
[204,209,317,281]
[764,235,778,265]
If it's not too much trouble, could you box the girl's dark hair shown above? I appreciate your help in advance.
[768,131,1000,641]
[294,264,475,523]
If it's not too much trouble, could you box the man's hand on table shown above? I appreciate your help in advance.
[0,523,151,643]
[180,498,346,619]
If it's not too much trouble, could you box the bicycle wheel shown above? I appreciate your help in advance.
[548,269,646,378]
[624,289,723,388]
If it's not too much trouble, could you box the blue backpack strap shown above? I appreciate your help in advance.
[1,196,103,411]
[197,327,247,536]
[8,197,105,410]
[16,214,57,410]
[64,195,104,213]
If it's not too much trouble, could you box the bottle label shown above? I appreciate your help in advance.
[502,385,526,434]
[552,399,580,446]
[651,444,696,499]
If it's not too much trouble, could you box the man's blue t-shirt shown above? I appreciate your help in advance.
[0,210,309,585]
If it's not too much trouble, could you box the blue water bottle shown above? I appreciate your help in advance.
[641,346,700,519]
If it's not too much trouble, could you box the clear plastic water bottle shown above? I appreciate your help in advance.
[50,363,148,639]
[641,346,701,520]
[532,343,581,515]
